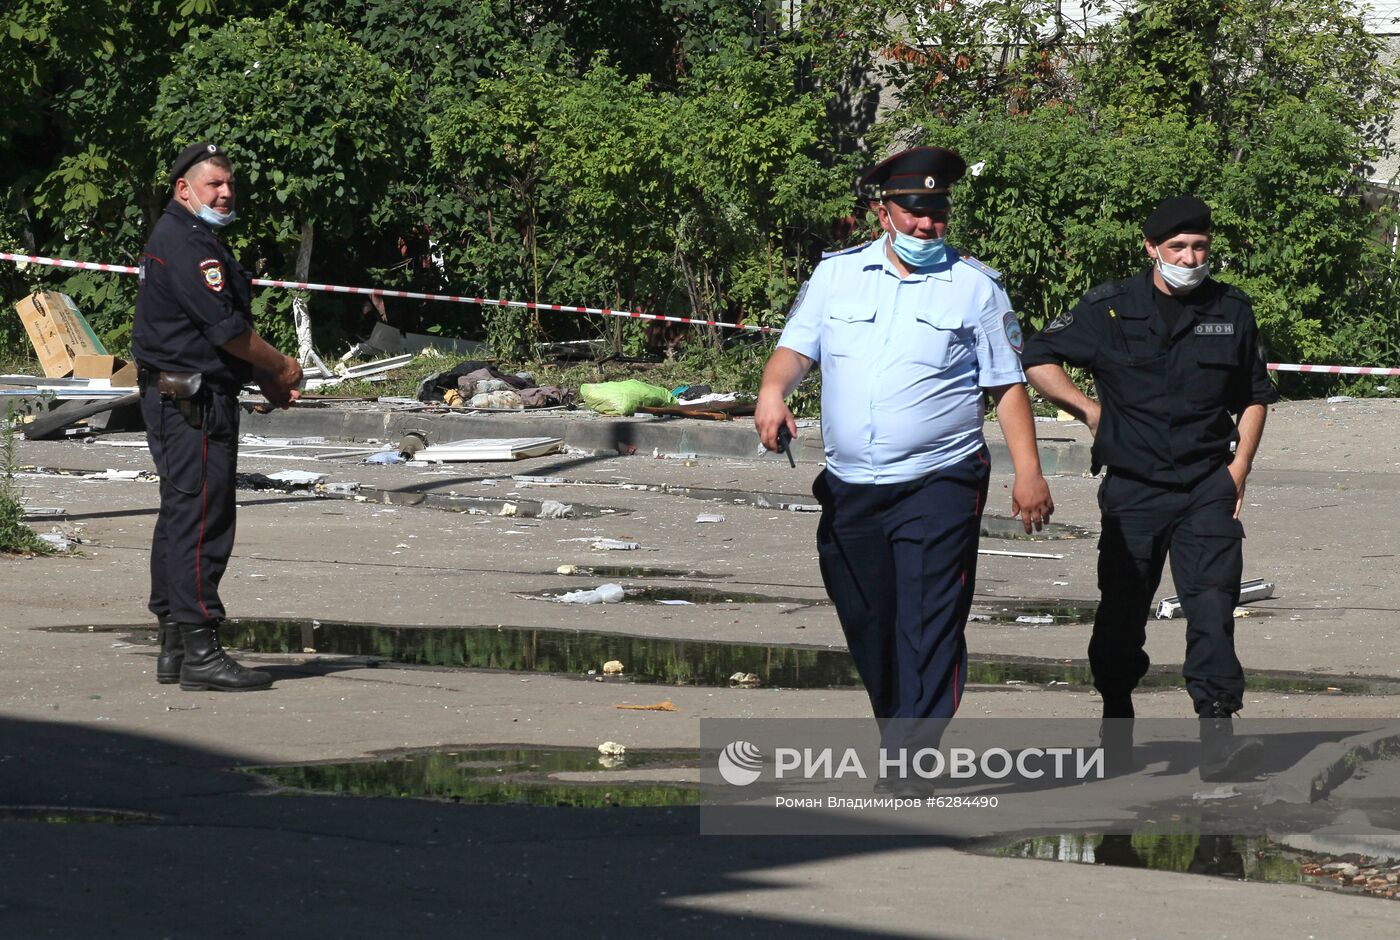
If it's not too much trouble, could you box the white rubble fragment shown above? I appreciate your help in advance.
[598,741,626,757]
[602,660,625,675]
[555,583,626,605]
[539,500,575,519]
[695,513,726,523]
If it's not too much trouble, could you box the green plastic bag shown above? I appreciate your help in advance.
[579,380,676,416]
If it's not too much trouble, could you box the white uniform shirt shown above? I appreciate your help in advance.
[778,236,1025,484]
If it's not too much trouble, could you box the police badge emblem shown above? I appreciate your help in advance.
[1003,311,1024,353]
[200,259,224,292]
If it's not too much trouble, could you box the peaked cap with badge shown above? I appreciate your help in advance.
[169,142,230,184]
[858,146,967,211]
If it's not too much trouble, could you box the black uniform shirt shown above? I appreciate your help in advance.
[1021,269,1277,486]
[132,199,254,388]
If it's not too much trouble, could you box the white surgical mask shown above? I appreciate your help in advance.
[1157,256,1209,291]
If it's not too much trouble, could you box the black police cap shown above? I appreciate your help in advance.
[858,146,967,210]
[169,142,228,184]
[1143,195,1212,242]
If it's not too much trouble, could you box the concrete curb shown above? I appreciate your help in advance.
[242,405,1094,475]
[1261,725,1400,805]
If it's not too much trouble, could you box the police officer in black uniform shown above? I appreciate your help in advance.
[1021,195,1276,780]
[133,142,303,691]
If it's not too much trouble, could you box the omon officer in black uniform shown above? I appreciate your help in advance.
[133,142,303,692]
[1021,196,1276,781]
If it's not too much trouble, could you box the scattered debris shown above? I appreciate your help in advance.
[363,451,404,465]
[1015,615,1054,624]
[499,503,519,517]
[539,500,575,520]
[37,532,73,552]
[695,513,726,524]
[590,539,640,551]
[556,564,578,575]
[85,469,143,481]
[21,507,66,520]
[553,583,626,605]
[1192,785,1241,802]
[729,672,761,687]
[411,437,563,462]
[597,741,626,757]
[1326,395,1355,403]
[264,470,328,487]
[1157,578,1274,619]
[615,700,677,711]
[579,380,675,416]
[977,549,1065,560]
[603,660,625,675]
[656,599,695,606]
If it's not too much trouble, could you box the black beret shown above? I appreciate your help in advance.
[169,142,228,184]
[858,146,966,210]
[1143,195,1212,241]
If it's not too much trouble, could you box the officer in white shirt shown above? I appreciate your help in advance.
[754,146,1054,783]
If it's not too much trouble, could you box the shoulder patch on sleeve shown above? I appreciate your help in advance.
[1084,280,1128,305]
[955,251,1002,282]
[821,241,870,259]
[199,259,224,292]
[1041,310,1074,334]
[1002,310,1024,352]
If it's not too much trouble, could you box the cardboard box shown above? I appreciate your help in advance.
[14,291,109,378]
[72,354,138,387]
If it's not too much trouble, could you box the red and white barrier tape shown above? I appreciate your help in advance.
[0,250,774,334]
[1266,363,1400,377]
[8,251,1400,372]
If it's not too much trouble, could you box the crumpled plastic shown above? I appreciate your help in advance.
[555,583,626,605]
[469,389,524,410]
[579,380,676,416]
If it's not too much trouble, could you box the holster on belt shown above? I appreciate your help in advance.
[155,372,205,429]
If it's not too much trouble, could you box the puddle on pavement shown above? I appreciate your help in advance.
[990,832,1400,901]
[45,623,1400,695]
[243,746,699,807]
[554,565,734,580]
[521,585,827,608]
[0,806,155,824]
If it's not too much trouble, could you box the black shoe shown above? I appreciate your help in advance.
[178,623,272,692]
[1198,703,1262,781]
[156,617,184,685]
[1099,695,1135,774]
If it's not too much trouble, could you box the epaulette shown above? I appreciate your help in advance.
[1084,280,1129,305]
[955,251,1002,282]
[821,241,870,259]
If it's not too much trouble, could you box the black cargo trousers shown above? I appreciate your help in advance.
[1090,463,1246,714]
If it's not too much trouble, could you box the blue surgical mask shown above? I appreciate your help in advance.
[890,230,949,268]
[189,189,237,229]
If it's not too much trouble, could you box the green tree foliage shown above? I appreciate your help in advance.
[146,12,409,352]
[2,0,1398,398]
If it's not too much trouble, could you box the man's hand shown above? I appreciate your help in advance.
[1227,460,1248,519]
[754,393,797,453]
[1010,472,1055,533]
[257,355,303,410]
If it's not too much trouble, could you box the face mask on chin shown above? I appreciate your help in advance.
[187,188,237,229]
[1157,255,1209,291]
[890,229,949,268]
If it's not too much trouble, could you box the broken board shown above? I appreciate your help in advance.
[412,437,563,462]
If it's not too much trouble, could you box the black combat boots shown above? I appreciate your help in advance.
[178,623,272,692]
[156,617,184,684]
[1099,694,1136,774]
[1198,702,1262,781]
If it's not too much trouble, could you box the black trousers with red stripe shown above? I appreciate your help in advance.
[140,383,240,626]
[814,447,990,743]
